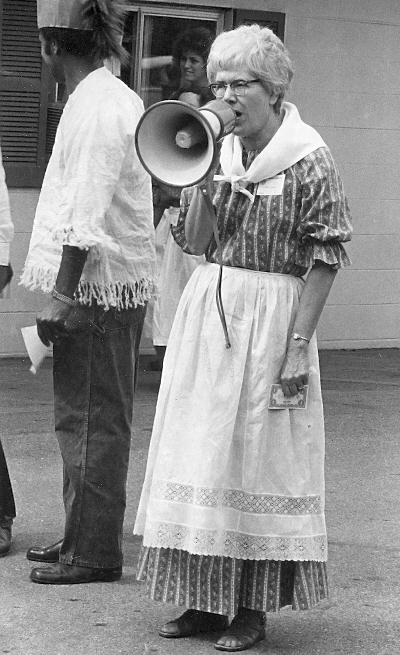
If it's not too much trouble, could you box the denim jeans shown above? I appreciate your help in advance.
[0,440,15,526]
[53,301,146,569]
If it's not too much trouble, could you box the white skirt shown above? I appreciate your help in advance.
[141,210,171,342]
[143,207,204,346]
[152,228,204,346]
[134,263,327,562]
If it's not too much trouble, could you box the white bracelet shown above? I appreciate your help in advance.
[291,332,310,343]
[52,289,77,307]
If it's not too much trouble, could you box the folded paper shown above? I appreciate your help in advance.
[21,326,51,374]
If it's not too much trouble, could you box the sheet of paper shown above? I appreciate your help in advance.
[21,325,51,374]
[268,384,308,409]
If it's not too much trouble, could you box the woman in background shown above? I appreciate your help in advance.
[170,26,214,99]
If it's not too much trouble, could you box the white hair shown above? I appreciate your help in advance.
[207,24,293,113]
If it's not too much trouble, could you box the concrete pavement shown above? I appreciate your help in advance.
[0,349,399,654]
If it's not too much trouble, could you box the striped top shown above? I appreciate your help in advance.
[173,146,352,276]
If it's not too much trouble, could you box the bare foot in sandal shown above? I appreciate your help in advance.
[160,609,229,638]
[214,607,266,652]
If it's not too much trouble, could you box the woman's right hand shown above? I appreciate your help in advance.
[152,181,182,228]
[279,341,310,397]
[153,181,181,208]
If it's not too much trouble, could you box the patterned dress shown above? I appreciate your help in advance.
[135,146,352,616]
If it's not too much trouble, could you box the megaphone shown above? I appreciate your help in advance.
[135,99,236,188]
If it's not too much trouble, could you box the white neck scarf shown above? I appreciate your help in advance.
[215,102,326,200]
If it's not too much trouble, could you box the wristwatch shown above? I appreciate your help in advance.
[291,332,310,343]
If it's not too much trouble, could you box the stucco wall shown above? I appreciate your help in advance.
[1,0,399,355]
[1,190,42,356]
[284,0,400,348]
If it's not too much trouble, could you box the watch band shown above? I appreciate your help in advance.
[52,289,77,307]
[291,332,310,343]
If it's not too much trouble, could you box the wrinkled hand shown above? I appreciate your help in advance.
[36,297,72,346]
[280,343,309,397]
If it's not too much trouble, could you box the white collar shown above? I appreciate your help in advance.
[215,102,326,200]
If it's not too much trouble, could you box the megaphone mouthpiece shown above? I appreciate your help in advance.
[175,120,206,149]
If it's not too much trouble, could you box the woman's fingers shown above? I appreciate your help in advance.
[281,373,309,397]
[297,373,309,390]
[281,381,298,397]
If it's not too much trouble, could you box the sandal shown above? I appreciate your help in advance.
[214,607,266,652]
[159,609,229,639]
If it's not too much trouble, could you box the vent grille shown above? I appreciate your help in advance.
[0,90,40,163]
[1,1,42,79]
[46,106,63,156]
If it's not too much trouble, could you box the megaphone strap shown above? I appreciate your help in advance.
[200,187,231,350]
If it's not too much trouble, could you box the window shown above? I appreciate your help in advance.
[0,0,49,187]
[0,2,285,188]
[121,6,224,109]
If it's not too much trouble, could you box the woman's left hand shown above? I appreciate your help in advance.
[280,342,309,397]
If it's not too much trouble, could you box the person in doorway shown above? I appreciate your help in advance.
[170,26,214,99]
[21,0,156,585]
[134,24,352,651]
[147,87,208,371]
[147,27,214,371]
[0,147,15,557]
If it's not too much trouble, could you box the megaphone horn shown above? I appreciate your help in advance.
[135,99,236,188]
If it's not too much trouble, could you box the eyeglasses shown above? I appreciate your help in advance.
[209,79,260,98]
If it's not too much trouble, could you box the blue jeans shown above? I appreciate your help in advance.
[53,301,146,569]
[0,440,15,526]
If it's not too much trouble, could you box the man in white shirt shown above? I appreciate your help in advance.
[0,147,16,557]
[21,0,156,584]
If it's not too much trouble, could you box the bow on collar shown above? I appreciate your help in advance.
[214,102,327,202]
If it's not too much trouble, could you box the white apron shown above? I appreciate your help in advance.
[134,263,327,562]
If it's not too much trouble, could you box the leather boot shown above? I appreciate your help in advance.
[26,539,63,563]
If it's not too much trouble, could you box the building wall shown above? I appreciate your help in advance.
[1,190,42,356]
[284,0,400,348]
[1,0,399,355]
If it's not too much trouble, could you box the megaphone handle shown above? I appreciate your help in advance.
[200,187,231,349]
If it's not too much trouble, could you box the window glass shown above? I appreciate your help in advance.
[121,10,220,108]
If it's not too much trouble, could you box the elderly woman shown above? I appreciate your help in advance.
[135,25,352,652]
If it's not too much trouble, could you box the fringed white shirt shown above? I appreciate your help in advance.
[21,67,156,309]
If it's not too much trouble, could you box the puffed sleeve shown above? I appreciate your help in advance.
[295,147,352,270]
[170,186,197,254]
